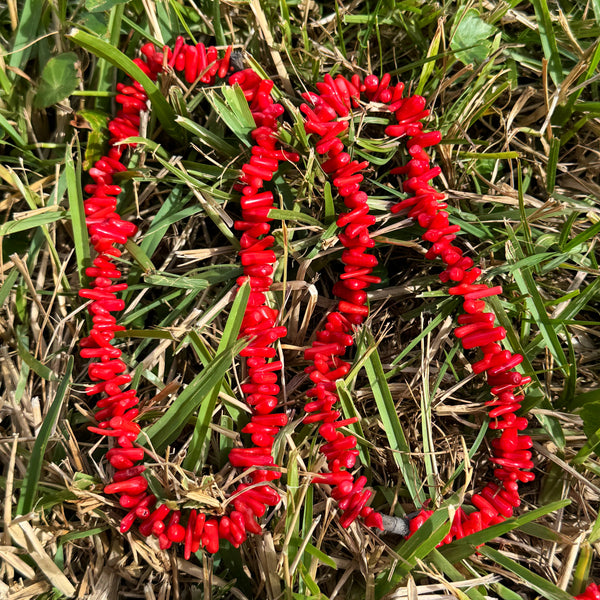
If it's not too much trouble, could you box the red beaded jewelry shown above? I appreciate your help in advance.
[77,36,598,597]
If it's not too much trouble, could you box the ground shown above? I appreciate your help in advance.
[0,0,599,599]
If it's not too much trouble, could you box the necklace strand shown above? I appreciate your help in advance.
[78,36,598,598]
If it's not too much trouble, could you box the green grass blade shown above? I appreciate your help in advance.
[0,112,27,148]
[416,24,442,95]
[221,84,256,130]
[121,290,182,326]
[125,239,156,273]
[478,546,574,600]
[505,236,569,373]
[268,209,322,228]
[563,220,600,253]
[175,116,239,156]
[440,499,570,563]
[138,188,192,259]
[204,86,254,143]
[427,549,487,600]
[8,0,42,72]
[377,506,451,594]
[167,0,197,44]
[486,293,565,448]
[530,0,563,86]
[66,140,90,285]
[143,337,246,453]
[67,28,178,138]
[336,379,370,468]
[442,420,488,492]
[389,299,458,368]
[300,485,314,580]
[153,156,240,248]
[323,181,335,224]
[143,266,239,290]
[92,2,124,111]
[0,210,67,236]
[304,543,336,569]
[17,357,73,515]
[0,269,19,307]
[526,278,600,361]
[546,137,560,195]
[218,414,234,468]
[363,330,425,505]
[181,282,250,470]
[16,332,57,381]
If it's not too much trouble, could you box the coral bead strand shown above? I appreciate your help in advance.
[297,73,455,530]
[385,90,535,543]
[577,584,600,600]
[78,41,600,597]
[80,39,296,554]
[298,72,535,536]
[299,74,385,530]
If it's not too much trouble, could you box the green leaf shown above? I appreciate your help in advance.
[144,267,239,290]
[563,220,600,253]
[451,9,497,65]
[492,582,533,600]
[0,269,19,308]
[138,188,193,259]
[175,116,238,156]
[518,522,571,543]
[505,237,569,374]
[579,402,600,441]
[268,209,323,228]
[336,379,370,468]
[152,155,240,248]
[125,239,156,274]
[323,181,335,224]
[569,389,600,411]
[442,420,488,492]
[427,549,487,600]
[416,25,442,95]
[78,109,109,170]
[34,53,80,109]
[16,333,57,381]
[0,112,27,148]
[221,84,256,130]
[546,137,560,194]
[204,85,254,143]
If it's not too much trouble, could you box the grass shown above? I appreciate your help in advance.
[0,0,599,598]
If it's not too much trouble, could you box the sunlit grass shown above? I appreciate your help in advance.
[1,0,599,598]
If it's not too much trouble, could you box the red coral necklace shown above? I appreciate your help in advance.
[77,36,599,600]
